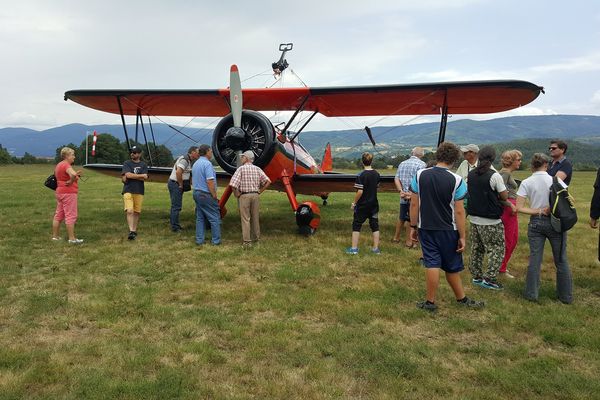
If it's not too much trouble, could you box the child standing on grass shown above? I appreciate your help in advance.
[346,153,380,255]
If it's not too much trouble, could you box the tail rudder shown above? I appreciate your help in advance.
[320,142,332,172]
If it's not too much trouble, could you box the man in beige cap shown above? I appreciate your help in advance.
[228,151,271,247]
[455,144,480,182]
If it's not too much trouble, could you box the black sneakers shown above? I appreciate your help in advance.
[416,300,438,312]
[457,296,485,308]
[128,231,137,240]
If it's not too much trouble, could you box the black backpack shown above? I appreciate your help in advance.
[549,176,577,232]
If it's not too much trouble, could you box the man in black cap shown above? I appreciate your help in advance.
[121,146,148,240]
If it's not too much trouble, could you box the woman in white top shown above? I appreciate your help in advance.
[516,153,572,304]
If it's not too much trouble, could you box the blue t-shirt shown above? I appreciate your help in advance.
[192,156,217,192]
[410,166,467,230]
[547,157,573,186]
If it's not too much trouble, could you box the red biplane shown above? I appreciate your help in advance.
[64,46,543,233]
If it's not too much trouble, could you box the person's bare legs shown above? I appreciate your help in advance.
[52,220,61,238]
[351,231,360,249]
[393,220,403,242]
[126,211,140,232]
[372,231,380,250]
[445,272,466,300]
[425,268,440,302]
[66,224,76,241]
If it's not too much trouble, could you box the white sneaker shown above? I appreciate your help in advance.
[500,271,515,279]
[68,238,84,244]
[51,237,61,241]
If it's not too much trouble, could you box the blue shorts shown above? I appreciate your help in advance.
[418,229,464,273]
[399,202,410,221]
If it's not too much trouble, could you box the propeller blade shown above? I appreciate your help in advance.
[230,64,243,128]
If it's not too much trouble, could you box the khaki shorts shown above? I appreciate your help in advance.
[123,193,144,213]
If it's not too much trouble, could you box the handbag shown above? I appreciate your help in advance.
[182,179,191,192]
[44,174,57,191]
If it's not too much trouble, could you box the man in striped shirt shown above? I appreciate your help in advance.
[229,151,271,247]
[392,147,426,247]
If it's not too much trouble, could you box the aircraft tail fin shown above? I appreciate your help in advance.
[320,143,333,172]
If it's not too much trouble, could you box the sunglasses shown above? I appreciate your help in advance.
[548,147,558,150]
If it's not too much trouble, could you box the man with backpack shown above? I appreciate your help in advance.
[168,146,200,232]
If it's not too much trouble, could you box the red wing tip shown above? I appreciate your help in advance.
[230,65,239,72]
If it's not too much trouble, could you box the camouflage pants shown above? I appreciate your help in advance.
[469,222,505,281]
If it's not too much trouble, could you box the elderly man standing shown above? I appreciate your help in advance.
[455,144,480,182]
[392,147,426,248]
[229,150,271,248]
[168,146,200,232]
[192,144,221,246]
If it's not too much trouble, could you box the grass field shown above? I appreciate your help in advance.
[1,164,600,399]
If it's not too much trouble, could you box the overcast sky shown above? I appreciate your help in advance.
[1,0,599,133]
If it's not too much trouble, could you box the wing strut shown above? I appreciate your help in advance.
[437,91,449,147]
[117,96,133,153]
[137,110,154,166]
[290,110,318,142]
[281,95,309,138]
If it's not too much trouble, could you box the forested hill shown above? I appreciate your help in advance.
[1,115,599,160]
[490,138,600,170]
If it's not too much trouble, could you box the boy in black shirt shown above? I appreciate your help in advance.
[346,153,381,254]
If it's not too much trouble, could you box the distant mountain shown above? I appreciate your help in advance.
[1,115,600,158]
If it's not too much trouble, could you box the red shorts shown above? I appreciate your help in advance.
[54,193,78,225]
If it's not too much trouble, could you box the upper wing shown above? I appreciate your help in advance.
[65,80,542,117]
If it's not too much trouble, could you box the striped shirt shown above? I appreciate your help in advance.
[395,156,426,202]
[410,166,467,231]
[229,163,270,193]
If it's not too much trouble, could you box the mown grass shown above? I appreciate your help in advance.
[1,164,599,399]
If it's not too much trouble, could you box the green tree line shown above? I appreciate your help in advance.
[52,133,174,166]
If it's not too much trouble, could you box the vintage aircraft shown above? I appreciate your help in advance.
[64,45,543,233]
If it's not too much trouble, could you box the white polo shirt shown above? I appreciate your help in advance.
[516,171,554,209]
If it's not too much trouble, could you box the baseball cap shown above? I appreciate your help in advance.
[130,146,142,153]
[460,144,479,153]
[241,150,255,161]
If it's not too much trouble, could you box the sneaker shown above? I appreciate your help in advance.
[457,296,485,308]
[416,300,438,312]
[51,237,61,241]
[128,231,137,240]
[500,271,515,279]
[472,276,483,286]
[481,279,504,290]
[68,238,84,244]
[372,248,381,254]
[345,247,359,255]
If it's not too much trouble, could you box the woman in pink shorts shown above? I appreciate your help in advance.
[52,147,83,244]
[498,149,522,277]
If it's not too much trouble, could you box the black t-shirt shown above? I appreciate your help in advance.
[354,169,380,213]
[547,157,573,186]
[122,160,148,195]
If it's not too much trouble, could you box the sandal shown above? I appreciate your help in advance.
[391,238,401,243]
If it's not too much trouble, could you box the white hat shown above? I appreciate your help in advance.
[241,150,255,161]
[460,144,480,153]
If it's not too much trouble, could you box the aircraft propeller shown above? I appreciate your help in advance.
[225,65,246,166]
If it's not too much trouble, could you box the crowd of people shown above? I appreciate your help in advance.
[51,138,600,310]
[343,139,592,310]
